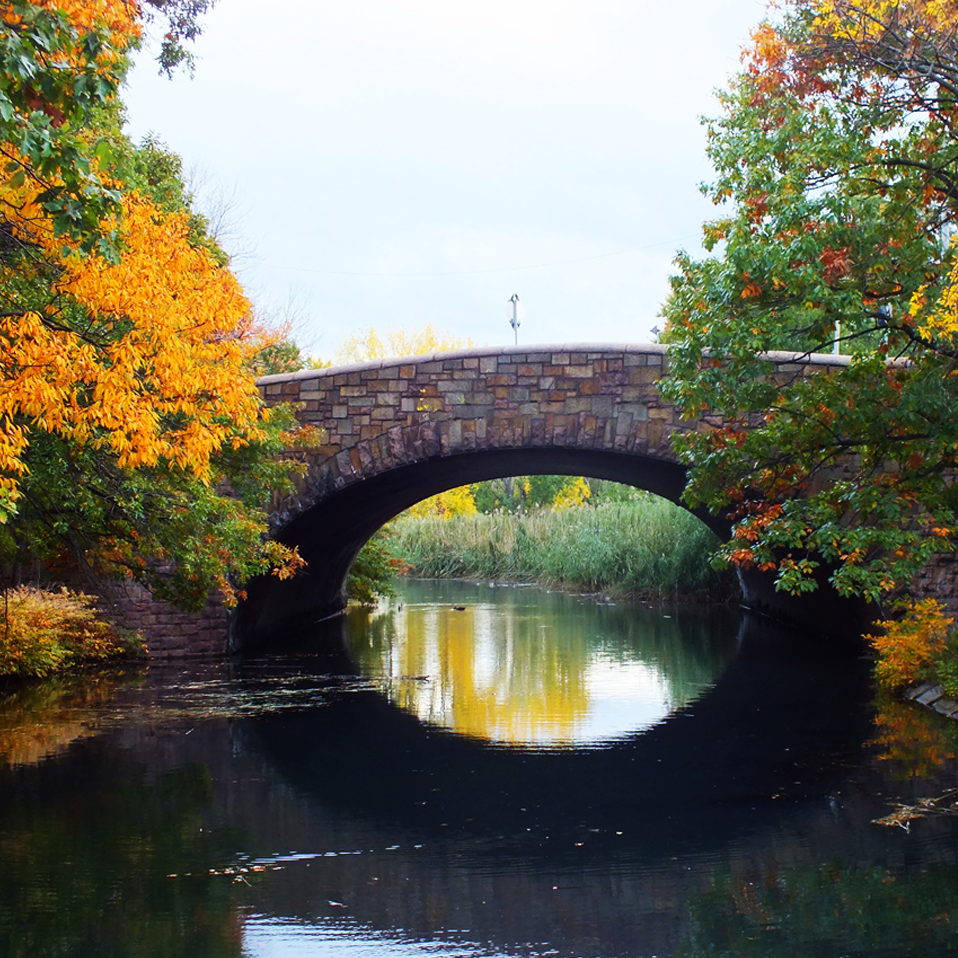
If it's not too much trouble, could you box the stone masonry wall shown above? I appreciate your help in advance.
[89,342,952,654]
[257,344,848,532]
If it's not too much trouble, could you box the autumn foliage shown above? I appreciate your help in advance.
[335,324,478,364]
[0,2,307,611]
[868,599,954,690]
[0,586,142,678]
[661,0,958,602]
[0,189,263,514]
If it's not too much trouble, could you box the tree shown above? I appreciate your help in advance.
[0,1,216,258]
[406,485,478,519]
[0,3,305,609]
[335,324,477,364]
[661,0,958,602]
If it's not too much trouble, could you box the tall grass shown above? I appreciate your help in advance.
[386,499,732,599]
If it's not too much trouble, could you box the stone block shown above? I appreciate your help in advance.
[458,404,489,419]
[436,380,465,394]
[632,366,663,384]
[916,687,943,706]
[446,419,462,448]
[592,397,614,418]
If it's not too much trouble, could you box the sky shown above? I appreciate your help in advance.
[122,0,768,360]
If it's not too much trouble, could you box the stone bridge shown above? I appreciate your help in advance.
[231,343,865,648]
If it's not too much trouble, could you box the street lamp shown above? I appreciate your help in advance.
[506,294,524,345]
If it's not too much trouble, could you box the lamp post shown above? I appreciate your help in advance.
[506,294,523,345]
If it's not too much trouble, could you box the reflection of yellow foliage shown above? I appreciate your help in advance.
[391,604,590,745]
[867,598,953,690]
[0,673,135,767]
[336,324,477,364]
[406,485,477,519]
[870,692,957,779]
[552,477,592,511]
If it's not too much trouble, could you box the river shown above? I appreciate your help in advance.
[2,579,958,957]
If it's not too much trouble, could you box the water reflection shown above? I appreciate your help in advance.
[347,580,738,747]
[3,584,958,957]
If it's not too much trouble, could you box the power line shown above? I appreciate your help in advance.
[256,237,696,278]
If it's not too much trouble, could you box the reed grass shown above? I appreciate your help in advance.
[386,499,732,599]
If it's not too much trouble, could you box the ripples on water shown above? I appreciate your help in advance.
[1,580,958,957]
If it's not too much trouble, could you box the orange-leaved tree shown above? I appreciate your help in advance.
[0,2,307,609]
[661,0,958,604]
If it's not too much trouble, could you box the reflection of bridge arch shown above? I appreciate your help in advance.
[241,611,872,857]
[233,344,858,647]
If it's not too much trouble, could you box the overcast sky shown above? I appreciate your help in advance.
[122,0,767,359]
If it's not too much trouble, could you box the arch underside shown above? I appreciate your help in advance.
[231,445,721,649]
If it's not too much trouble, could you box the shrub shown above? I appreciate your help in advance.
[0,587,144,679]
[348,530,408,606]
[867,599,954,691]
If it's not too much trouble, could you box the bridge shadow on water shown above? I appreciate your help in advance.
[238,607,874,865]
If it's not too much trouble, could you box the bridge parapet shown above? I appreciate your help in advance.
[257,344,851,530]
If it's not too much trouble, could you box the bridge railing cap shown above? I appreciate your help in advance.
[256,342,669,385]
[255,343,890,387]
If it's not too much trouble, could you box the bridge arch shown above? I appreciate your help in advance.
[232,344,862,648]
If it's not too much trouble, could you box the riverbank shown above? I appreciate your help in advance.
[385,500,735,603]
[0,586,145,680]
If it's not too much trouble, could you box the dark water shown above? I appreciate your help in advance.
[2,580,958,957]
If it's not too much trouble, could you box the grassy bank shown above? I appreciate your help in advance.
[386,499,733,601]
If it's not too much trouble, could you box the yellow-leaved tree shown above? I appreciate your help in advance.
[0,1,307,611]
[336,324,477,364]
